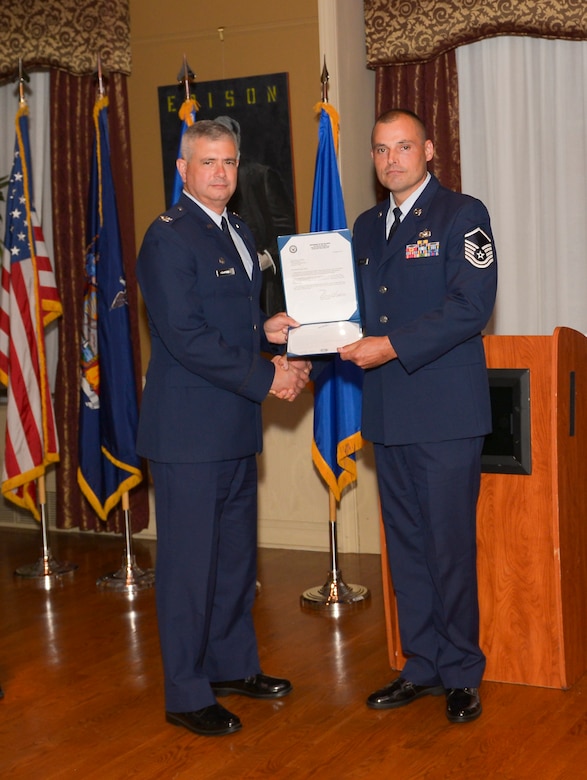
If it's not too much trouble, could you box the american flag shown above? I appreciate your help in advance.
[0,102,62,519]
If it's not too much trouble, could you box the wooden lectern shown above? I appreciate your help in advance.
[381,327,587,688]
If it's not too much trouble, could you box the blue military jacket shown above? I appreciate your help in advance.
[353,174,498,446]
[136,193,275,463]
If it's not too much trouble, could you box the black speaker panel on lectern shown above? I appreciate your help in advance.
[481,368,531,475]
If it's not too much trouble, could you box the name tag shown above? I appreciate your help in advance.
[216,267,236,277]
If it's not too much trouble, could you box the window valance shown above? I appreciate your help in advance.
[0,0,131,80]
[365,0,587,67]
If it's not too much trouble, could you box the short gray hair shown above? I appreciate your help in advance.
[180,120,240,161]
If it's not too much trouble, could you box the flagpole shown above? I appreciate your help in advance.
[300,489,369,612]
[169,58,197,207]
[97,490,155,591]
[180,54,192,102]
[15,475,77,578]
[5,61,75,579]
[300,59,370,612]
[75,56,152,592]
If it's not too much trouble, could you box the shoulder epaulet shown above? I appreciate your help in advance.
[158,204,188,224]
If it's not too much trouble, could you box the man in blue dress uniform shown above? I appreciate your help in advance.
[136,120,310,736]
[339,109,497,723]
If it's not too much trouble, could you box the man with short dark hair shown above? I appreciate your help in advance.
[340,109,497,723]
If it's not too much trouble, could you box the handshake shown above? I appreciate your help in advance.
[269,355,312,402]
[264,311,312,402]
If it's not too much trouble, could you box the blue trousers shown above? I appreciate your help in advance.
[150,457,261,712]
[374,437,486,688]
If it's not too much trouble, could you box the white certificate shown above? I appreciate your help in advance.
[278,229,362,356]
[286,320,363,357]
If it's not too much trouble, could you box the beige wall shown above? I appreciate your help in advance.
[0,2,380,552]
[128,0,381,553]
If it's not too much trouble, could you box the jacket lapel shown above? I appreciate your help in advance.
[379,176,440,266]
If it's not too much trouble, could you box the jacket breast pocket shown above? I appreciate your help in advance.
[404,255,442,268]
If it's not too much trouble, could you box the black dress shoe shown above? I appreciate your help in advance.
[211,673,292,699]
[446,687,482,723]
[367,677,445,709]
[166,703,242,736]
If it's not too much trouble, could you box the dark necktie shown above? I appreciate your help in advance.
[387,206,402,243]
[221,216,252,278]
[221,216,235,243]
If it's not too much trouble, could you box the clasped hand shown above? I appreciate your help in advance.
[270,355,311,402]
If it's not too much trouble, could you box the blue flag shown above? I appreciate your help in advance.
[77,95,142,520]
[171,97,197,205]
[310,104,363,501]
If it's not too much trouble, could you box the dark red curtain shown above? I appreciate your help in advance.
[374,50,461,195]
[50,70,149,532]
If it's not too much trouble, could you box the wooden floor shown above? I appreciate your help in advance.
[1,527,587,779]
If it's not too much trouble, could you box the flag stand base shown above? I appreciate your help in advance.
[300,507,370,615]
[97,553,155,592]
[300,568,370,612]
[96,502,154,592]
[15,551,77,578]
[14,501,77,578]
